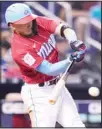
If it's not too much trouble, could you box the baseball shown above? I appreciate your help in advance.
[88,87,100,97]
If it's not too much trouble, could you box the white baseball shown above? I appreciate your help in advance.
[88,87,100,97]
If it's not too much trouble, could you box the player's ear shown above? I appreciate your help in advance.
[9,23,16,31]
[8,23,12,27]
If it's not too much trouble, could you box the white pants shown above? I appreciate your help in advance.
[21,83,85,127]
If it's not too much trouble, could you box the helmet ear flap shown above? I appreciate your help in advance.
[32,19,38,35]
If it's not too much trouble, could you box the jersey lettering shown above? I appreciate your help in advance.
[38,35,56,58]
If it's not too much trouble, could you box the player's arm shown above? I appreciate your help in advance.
[21,51,72,76]
[36,50,85,76]
[55,23,77,43]
[36,57,71,76]
[55,23,86,52]
[20,50,85,76]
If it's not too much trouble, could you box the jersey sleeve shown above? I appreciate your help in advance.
[18,49,44,70]
[36,16,61,33]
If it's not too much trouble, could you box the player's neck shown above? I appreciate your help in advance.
[14,30,35,38]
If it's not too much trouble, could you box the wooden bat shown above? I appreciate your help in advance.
[49,59,75,105]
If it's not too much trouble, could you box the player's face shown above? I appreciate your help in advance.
[12,21,33,37]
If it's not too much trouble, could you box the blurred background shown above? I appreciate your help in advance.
[0,1,101,128]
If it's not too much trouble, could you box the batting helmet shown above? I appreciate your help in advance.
[5,3,37,25]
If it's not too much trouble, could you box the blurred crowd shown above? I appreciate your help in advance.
[0,1,101,86]
[0,29,22,83]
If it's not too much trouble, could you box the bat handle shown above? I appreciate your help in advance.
[67,59,75,72]
[62,59,75,78]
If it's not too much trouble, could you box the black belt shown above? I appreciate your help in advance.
[39,78,59,87]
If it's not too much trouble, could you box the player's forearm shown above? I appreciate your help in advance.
[55,23,77,43]
[36,57,72,76]
[55,23,86,52]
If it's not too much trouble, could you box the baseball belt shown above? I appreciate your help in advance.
[39,78,59,87]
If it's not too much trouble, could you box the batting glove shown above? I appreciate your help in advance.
[70,50,85,62]
[70,40,86,52]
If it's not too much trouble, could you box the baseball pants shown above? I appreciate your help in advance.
[21,83,85,127]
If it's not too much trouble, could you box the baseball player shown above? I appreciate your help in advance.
[5,3,86,127]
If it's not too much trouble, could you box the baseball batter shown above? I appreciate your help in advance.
[5,3,86,127]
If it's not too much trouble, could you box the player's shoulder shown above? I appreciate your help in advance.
[11,36,29,57]
[11,46,29,63]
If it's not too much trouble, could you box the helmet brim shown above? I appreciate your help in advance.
[12,14,37,25]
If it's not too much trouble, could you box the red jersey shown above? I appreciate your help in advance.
[11,16,60,83]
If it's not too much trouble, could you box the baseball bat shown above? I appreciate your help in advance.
[49,59,75,104]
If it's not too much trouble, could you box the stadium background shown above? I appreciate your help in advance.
[0,1,101,128]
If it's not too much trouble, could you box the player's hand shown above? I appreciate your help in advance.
[70,40,86,52]
[70,50,85,62]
